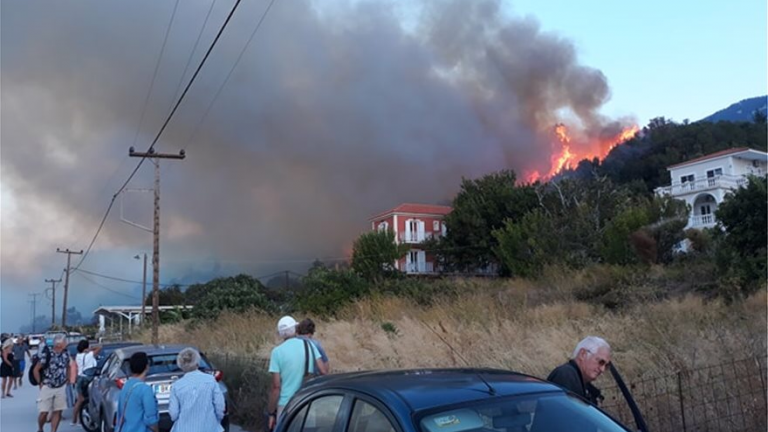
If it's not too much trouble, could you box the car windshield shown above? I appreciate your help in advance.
[419,393,629,432]
[120,353,213,376]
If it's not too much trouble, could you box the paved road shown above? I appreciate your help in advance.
[0,362,248,432]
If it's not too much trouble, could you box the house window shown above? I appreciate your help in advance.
[432,220,440,231]
[706,168,723,178]
[377,221,389,232]
[680,174,695,191]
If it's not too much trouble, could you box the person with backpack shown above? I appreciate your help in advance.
[33,334,71,432]
[267,316,327,431]
[115,352,159,432]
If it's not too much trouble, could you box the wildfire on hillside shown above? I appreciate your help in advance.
[524,123,640,183]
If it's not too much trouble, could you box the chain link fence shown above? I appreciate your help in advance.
[209,353,768,432]
[602,356,767,432]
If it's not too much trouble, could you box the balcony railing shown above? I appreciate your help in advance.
[404,261,435,274]
[689,214,716,228]
[398,231,441,243]
[655,175,747,197]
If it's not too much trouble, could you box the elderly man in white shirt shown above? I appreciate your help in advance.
[169,348,226,432]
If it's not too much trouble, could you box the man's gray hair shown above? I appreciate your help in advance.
[53,334,67,346]
[176,348,201,373]
[571,336,610,359]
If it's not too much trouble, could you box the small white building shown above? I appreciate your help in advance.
[655,147,767,229]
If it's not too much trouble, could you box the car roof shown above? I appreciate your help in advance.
[115,344,200,357]
[297,368,564,412]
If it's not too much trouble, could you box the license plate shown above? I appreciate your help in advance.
[153,383,172,395]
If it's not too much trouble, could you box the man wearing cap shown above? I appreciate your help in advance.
[267,316,328,431]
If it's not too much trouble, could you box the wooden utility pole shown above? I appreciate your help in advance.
[45,278,62,326]
[129,147,185,344]
[28,293,40,333]
[56,248,83,329]
[134,253,148,327]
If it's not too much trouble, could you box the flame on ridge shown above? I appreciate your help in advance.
[524,124,639,183]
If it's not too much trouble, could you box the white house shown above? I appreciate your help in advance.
[655,147,768,228]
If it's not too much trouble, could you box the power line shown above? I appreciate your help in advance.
[181,0,279,153]
[130,0,181,156]
[74,272,141,300]
[71,0,245,272]
[170,0,220,105]
[75,268,191,288]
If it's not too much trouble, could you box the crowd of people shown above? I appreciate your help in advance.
[2,321,613,432]
[1,335,31,398]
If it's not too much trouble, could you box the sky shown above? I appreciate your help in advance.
[1,0,766,332]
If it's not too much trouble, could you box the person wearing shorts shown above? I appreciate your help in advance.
[33,334,71,432]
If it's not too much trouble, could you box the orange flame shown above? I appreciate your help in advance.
[524,124,639,183]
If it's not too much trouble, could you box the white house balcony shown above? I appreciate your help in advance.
[398,231,439,243]
[688,214,717,229]
[655,175,747,197]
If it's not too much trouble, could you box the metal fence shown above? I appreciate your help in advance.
[601,357,768,432]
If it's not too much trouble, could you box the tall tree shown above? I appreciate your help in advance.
[351,230,407,282]
[438,170,538,274]
[715,175,768,294]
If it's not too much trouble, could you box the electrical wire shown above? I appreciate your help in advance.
[169,0,220,105]
[181,0,279,154]
[74,271,141,300]
[71,0,245,272]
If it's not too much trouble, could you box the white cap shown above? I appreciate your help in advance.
[277,316,298,337]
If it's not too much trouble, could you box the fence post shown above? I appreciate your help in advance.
[677,371,687,432]
[756,357,767,409]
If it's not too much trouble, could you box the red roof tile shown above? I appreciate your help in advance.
[369,203,453,221]
[668,147,752,169]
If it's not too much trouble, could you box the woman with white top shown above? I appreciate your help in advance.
[71,339,101,426]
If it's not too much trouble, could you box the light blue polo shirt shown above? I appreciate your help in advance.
[268,337,322,407]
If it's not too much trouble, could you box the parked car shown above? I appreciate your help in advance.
[28,334,43,348]
[42,331,68,347]
[275,369,648,432]
[93,342,142,370]
[81,344,230,432]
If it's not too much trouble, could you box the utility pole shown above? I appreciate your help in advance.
[56,248,83,329]
[45,278,62,326]
[28,293,40,333]
[129,147,185,344]
[134,253,148,327]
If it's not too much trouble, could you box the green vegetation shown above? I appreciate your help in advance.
[351,230,408,282]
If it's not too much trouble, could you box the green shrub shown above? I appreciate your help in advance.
[295,267,369,317]
[192,274,274,321]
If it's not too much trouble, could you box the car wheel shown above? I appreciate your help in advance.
[80,404,99,432]
[99,410,111,432]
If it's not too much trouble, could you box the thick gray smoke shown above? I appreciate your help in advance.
[1,0,631,287]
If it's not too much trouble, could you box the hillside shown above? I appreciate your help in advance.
[702,95,767,123]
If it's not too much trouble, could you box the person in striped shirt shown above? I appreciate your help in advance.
[168,348,225,432]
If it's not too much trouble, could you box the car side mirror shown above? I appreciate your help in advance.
[84,367,100,377]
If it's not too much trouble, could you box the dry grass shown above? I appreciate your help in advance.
[149,279,767,391]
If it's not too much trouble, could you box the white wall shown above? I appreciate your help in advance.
[669,157,734,183]
[732,157,767,177]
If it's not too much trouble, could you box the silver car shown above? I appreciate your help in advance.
[81,344,230,432]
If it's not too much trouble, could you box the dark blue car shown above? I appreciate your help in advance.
[275,369,646,432]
